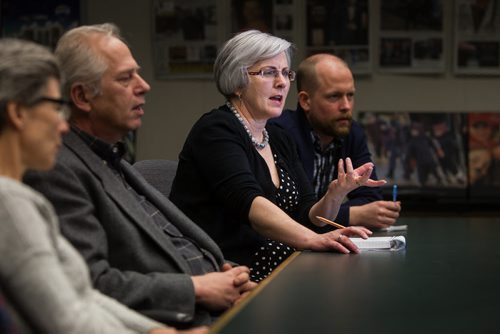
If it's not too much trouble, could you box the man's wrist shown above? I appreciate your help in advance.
[348,206,360,226]
[191,276,205,304]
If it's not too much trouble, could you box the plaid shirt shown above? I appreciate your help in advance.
[311,131,337,198]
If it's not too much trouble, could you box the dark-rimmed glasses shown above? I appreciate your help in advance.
[32,97,72,120]
[247,67,296,81]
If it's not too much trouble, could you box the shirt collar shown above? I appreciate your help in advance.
[71,125,126,170]
[310,130,336,155]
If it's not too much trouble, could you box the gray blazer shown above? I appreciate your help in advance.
[24,130,225,328]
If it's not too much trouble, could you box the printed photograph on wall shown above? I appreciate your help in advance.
[0,0,80,49]
[231,0,272,33]
[379,0,445,73]
[454,0,500,75]
[273,0,294,41]
[153,0,218,79]
[305,0,370,74]
[230,0,294,43]
[467,112,500,199]
[357,111,467,201]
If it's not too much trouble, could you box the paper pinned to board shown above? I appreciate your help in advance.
[350,236,406,251]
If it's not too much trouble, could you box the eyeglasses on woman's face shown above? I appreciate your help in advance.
[31,96,72,120]
[247,67,296,81]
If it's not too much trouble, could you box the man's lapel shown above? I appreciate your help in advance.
[122,161,224,264]
[64,131,191,272]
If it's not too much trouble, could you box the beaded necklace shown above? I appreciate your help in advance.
[226,101,269,150]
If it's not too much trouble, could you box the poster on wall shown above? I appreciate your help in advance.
[305,0,371,75]
[357,111,467,200]
[231,0,272,33]
[467,112,500,199]
[379,0,445,73]
[230,0,295,42]
[153,0,218,79]
[454,0,500,75]
[272,0,294,41]
[0,0,80,49]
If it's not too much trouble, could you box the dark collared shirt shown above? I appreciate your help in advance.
[311,131,337,198]
[72,126,217,275]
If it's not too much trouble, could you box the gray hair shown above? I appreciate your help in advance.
[0,38,61,131]
[55,23,124,99]
[214,30,294,98]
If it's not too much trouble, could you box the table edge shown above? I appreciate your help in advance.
[209,251,302,333]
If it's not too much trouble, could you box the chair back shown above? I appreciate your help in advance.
[133,159,178,198]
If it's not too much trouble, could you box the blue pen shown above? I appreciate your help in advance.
[392,184,398,202]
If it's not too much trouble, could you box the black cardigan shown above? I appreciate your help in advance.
[170,105,316,266]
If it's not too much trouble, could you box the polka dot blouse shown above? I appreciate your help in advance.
[250,154,300,282]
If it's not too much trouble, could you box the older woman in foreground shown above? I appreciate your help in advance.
[0,38,206,334]
[171,30,385,282]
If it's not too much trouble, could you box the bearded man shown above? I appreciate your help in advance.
[272,54,401,229]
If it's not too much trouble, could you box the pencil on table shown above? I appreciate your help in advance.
[315,216,346,229]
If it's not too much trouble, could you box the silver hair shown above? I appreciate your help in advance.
[214,30,294,98]
[0,38,61,131]
[55,23,124,99]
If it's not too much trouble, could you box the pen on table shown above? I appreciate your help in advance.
[315,216,346,229]
[392,184,398,202]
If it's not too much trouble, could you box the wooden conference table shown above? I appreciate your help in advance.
[210,217,500,334]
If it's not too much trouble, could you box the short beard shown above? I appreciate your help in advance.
[309,115,352,138]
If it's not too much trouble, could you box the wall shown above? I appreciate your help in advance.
[84,0,500,161]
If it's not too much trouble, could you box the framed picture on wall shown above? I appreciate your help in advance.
[454,0,500,75]
[0,0,141,161]
[0,0,80,49]
[378,0,445,73]
[230,0,295,42]
[467,112,500,199]
[231,0,273,33]
[272,0,294,42]
[305,0,371,75]
[153,0,218,79]
[357,111,467,202]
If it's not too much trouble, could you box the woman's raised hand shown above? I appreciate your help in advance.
[328,158,386,197]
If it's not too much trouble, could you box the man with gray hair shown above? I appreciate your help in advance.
[25,23,256,330]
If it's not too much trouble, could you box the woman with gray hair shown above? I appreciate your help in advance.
[171,30,384,282]
[0,38,205,334]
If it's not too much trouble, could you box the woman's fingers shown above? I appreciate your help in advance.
[345,157,354,174]
[337,158,345,176]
